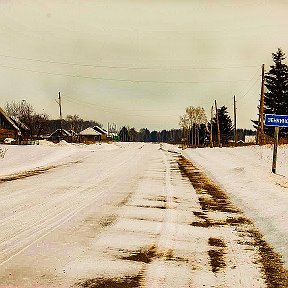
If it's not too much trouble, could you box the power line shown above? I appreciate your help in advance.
[234,68,260,97]
[0,53,258,71]
[64,97,178,113]
[63,97,181,117]
[237,77,260,102]
[0,63,252,84]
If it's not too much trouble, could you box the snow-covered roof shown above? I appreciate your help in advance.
[10,116,29,131]
[79,127,102,136]
[93,126,108,135]
[0,106,20,132]
[49,129,71,137]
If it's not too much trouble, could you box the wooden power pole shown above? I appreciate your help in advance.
[57,92,63,132]
[215,100,221,147]
[257,64,265,145]
[234,95,238,145]
[210,105,213,148]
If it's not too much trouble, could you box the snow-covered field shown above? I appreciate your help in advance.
[181,144,288,268]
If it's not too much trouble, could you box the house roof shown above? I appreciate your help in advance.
[79,127,102,136]
[10,116,29,131]
[49,129,71,137]
[0,106,20,131]
[93,126,108,135]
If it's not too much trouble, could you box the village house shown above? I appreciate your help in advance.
[93,125,109,141]
[79,127,101,143]
[48,129,72,143]
[0,106,21,143]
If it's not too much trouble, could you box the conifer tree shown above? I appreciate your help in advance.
[264,48,288,136]
[210,106,233,144]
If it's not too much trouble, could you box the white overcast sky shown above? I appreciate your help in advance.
[0,0,288,130]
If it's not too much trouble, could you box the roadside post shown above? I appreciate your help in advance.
[272,127,279,173]
[265,114,288,173]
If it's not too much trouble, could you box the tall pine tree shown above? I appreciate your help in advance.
[264,48,288,136]
[209,106,233,145]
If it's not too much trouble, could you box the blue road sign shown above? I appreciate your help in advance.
[265,114,288,127]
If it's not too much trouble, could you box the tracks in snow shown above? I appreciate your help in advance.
[1,144,287,287]
[0,145,143,267]
[75,148,288,288]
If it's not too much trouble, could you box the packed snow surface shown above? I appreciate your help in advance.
[0,142,287,286]
[180,144,288,267]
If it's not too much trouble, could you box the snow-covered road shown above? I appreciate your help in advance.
[0,142,287,287]
[0,142,147,287]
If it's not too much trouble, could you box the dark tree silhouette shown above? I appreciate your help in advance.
[150,131,159,142]
[138,128,151,142]
[209,106,233,145]
[119,126,130,141]
[264,48,288,136]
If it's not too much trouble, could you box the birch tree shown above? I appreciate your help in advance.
[179,106,207,147]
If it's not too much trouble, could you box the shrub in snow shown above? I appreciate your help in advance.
[0,147,7,159]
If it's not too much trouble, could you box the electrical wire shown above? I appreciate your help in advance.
[237,78,260,103]
[234,68,260,97]
[0,53,258,71]
[63,97,182,117]
[0,63,252,84]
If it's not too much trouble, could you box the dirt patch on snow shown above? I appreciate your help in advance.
[76,274,143,288]
[120,245,157,264]
[0,160,82,183]
[99,215,117,228]
[178,155,288,286]
[178,156,239,213]
[208,249,226,273]
[0,165,58,182]
[208,237,226,248]
[208,237,227,273]
[131,204,166,210]
[250,229,288,288]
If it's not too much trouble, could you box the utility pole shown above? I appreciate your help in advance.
[257,64,265,145]
[215,100,221,147]
[56,92,63,132]
[234,95,238,146]
[210,105,213,148]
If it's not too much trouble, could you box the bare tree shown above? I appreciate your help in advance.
[32,113,50,138]
[179,106,207,147]
[65,114,84,133]
[5,100,34,125]
[5,100,49,139]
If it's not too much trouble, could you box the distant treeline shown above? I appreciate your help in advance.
[119,127,182,143]
[118,126,255,144]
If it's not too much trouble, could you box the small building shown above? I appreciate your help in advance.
[10,116,30,140]
[109,132,119,141]
[0,106,21,143]
[93,126,109,141]
[48,129,72,143]
[79,127,101,143]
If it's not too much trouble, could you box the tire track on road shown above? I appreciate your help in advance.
[145,151,178,288]
[0,144,145,267]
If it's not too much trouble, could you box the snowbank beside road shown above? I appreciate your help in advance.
[182,145,288,267]
[0,142,119,177]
